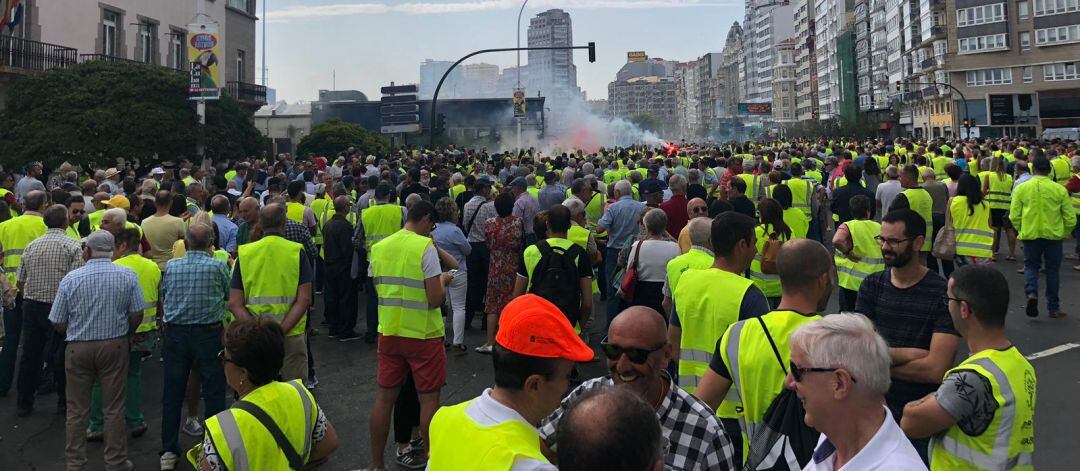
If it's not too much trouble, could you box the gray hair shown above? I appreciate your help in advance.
[1071,156,1080,170]
[642,208,668,236]
[404,193,423,210]
[687,217,712,248]
[688,169,701,183]
[885,165,899,179]
[186,222,214,251]
[562,197,586,218]
[102,207,127,225]
[790,313,892,397]
[614,180,632,197]
[668,174,687,193]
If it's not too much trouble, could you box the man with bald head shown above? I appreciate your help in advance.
[235,196,260,246]
[540,306,737,470]
[557,387,665,471]
[694,239,834,464]
[676,197,708,253]
[210,194,238,255]
[322,195,360,340]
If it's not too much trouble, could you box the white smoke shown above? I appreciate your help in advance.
[494,94,663,154]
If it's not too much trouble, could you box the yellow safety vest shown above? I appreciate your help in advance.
[0,188,15,218]
[983,173,1014,210]
[370,229,442,339]
[835,219,884,291]
[665,247,714,296]
[1071,187,1080,216]
[902,187,934,251]
[805,170,823,185]
[238,235,305,337]
[584,192,604,230]
[566,225,598,296]
[738,174,762,201]
[188,380,319,471]
[674,267,753,419]
[361,203,403,251]
[0,214,46,285]
[310,198,331,245]
[951,197,994,258]
[429,398,550,470]
[929,347,1035,471]
[114,254,161,333]
[285,202,307,224]
[784,178,814,219]
[87,209,105,232]
[782,207,809,239]
[749,225,788,298]
[720,310,821,463]
[1050,157,1071,185]
[66,225,81,240]
[933,156,952,181]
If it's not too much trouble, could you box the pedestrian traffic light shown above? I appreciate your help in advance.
[963,118,971,127]
[434,113,447,135]
[895,81,901,91]
[588,42,596,63]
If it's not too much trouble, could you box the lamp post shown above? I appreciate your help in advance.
[516,0,529,152]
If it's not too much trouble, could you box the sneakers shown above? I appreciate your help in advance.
[1049,309,1068,319]
[1025,297,1039,318]
[181,416,204,437]
[306,375,320,390]
[338,331,363,342]
[474,344,493,354]
[160,451,178,470]
[396,440,427,469]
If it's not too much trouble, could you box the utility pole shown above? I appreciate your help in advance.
[516,0,529,152]
[195,0,207,159]
[261,0,267,86]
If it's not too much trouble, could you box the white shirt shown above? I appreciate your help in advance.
[453,389,557,471]
[803,407,926,471]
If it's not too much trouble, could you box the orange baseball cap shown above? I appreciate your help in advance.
[496,294,594,362]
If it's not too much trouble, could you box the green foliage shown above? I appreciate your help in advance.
[0,60,265,167]
[296,118,389,157]
[627,113,662,133]
[782,114,888,139]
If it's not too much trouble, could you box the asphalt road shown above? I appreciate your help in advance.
[1,256,1078,470]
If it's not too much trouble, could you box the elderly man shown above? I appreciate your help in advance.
[557,387,665,471]
[540,306,737,470]
[510,177,540,245]
[209,195,238,255]
[676,197,708,253]
[0,189,49,397]
[789,314,926,470]
[14,205,83,416]
[49,230,144,471]
[234,196,260,246]
[598,179,646,324]
[322,196,360,340]
[660,174,690,238]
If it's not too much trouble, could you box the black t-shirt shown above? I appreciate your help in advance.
[399,183,429,205]
[687,183,708,201]
[730,196,757,220]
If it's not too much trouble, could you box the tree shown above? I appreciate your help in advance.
[0,60,265,167]
[296,118,389,157]
[627,113,662,134]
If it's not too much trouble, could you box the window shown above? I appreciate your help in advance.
[236,49,245,82]
[1035,25,1080,45]
[1034,0,1079,16]
[966,68,1013,86]
[1044,61,1080,81]
[958,34,1009,53]
[139,22,156,64]
[1019,1,1030,18]
[1021,31,1031,49]
[1024,66,1033,82]
[171,31,186,70]
[956,3,1006,27]
[102,10,119,56]
[227,0,252,14]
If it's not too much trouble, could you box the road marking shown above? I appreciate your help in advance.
[1025,342,1080,361]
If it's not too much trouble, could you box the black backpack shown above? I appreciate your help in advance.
[529,240,584,325]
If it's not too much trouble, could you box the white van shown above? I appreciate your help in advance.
[1042,127,1080,140]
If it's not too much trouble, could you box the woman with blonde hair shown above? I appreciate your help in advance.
[981,157,1016,261]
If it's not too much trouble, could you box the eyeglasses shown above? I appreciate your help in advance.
[600,337,665,364]
[217,349,236,365]
[942,295,967,307]
[690,207,708,214]
[874,235,914,247]
[789,360,856,383]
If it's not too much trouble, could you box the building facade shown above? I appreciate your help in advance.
[774,38,799,122]
[719,22,747,118]
[744,1,796,104]
[794,0,820,120]
[527,9,581,109]
[814,0,853,119]
[608,61,678,137]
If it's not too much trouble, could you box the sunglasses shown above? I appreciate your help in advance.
[690,207,708,214]
[600,337,665,364]
[789,360,855,383]
[217,349,236,365]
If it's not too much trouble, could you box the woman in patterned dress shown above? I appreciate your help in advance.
[475,192,523,353]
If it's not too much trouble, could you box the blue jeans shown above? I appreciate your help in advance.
[160,323,226,454]
[0,296,23,395]
[604,247,623,332]
[1023,239,1063,311]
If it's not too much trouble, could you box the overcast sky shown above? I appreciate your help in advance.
[256,0,742,102]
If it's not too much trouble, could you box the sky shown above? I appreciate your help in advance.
[256,0,743,103]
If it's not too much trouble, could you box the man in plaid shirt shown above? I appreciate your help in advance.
[539,306,736,470]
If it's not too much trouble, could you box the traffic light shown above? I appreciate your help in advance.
[588,42,596,63]
[895,81,901,91]
[434,113,447,135]
[963,118,971,127]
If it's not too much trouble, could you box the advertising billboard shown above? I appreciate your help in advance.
[187,23,221,100]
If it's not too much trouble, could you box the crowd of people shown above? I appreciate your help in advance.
[0,134,1075,471]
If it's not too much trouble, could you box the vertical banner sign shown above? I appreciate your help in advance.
[513,88,526,118]
[187,23,220,100]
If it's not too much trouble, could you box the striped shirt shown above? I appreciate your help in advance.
[161,251,231,325]
[49,258,144,342]
[17,228,84,303]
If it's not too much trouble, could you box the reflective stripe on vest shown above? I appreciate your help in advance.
[1071,191,1080,215]
[984,173,1013,210]
[0,215,46,284]
[748,225,784,297]
[834,219,884,291]
[370,229,443,339]
[238,236,305,336]
[114,254,161,333]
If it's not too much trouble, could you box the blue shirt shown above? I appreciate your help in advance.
[598,195,646,249]
[161,251,231,325]
[49,258,145,342]
[432,222,471,271]
[212,214,239,253]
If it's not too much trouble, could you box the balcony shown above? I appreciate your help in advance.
[0,35,77,76]
[920,56,944,70]
[226,80,267,106]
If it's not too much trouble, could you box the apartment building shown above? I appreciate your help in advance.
[794,0,820,120]
[773,38,799,122]
[744,1,796,104]
[719,22,746,118]
[815,0,854,119]
[857,0,893,113]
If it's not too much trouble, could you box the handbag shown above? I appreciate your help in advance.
[761,232,783,275]
[618,240,645,301]
[932,202,956,261]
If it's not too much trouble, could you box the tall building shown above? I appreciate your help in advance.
[463,63,501,98]
[0,0,263,108]
[527,9,581,109]
[719,22,746,118]
[419,59,464,99]
[609,55,677,136]
[675,53,724,139]
[794,0,819,120]
[814,0,853,119]
[859,0,891,113]
[744,1,796,104]
[773,38,799,123]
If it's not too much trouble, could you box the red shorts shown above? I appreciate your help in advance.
[376,335,447,394]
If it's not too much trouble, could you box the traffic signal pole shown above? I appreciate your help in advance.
[429,43,596,148]
[896,80,972,138]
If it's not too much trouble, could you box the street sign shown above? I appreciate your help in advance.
[513,88,526,118]
[381,84,419,95]
[382,114,420,125]
[382,94,418,104]
[738,102,772,115]
[381,104,420,115]
[382,123,422,134]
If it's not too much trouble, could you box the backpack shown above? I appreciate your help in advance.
[529,240,585,325]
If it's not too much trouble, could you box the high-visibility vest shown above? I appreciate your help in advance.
[665,247,714,296]
[933,156,952,181]
[87,209,105,232]
[951,197,994,258]
[114,254,161,333]
[0,214,46,285]
[361,203,403,251]
[224,170,237,182]
[738,174,762,201]
[584,192,604,230]
[673,267,753,419]
[285,202,306,224]
[188,380,319,471]
[902,187,934,251]
[567,224,599,296]
[749,224,788,298]
[720,310,821,463]
[449,184,465,201]
[66,225,81,240]
[805,170,823,186]
[238,235,305,337]
[784,178,814,219]
[182,176,195,186]
[1071,188,1080,216]
[310,197,331,245]
[429,398,550,470]
[1009,176,1074,241]
[983,172,1013,210]
[929,347,1035,471]
[1050,157,1071,185]
[370,229,442,339]
[835,219,884,292]
[0,188,15,218]
[782,207,809,239]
